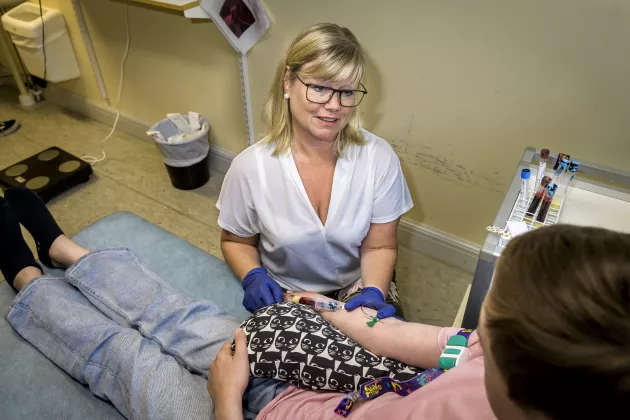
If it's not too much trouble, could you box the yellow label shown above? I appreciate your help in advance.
[364,383,383,398]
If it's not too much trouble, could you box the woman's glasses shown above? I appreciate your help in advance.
[295,75,367,107]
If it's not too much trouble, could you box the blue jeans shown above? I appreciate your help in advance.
[6,248,288,420]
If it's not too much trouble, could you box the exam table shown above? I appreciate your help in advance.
[0,211,250,420]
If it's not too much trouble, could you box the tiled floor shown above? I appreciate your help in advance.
[0,86,472,326]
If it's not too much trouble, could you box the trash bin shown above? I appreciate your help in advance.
[148,115,211,190]
[1,2,80,83]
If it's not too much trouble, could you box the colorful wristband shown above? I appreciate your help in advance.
[334,329,475,417]
[438,330,472,370]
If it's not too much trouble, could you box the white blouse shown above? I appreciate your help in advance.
[216,129,413,293]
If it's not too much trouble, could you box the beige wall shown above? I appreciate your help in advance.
[17,0,247,154]
[249,0,630,244]
[3,0,630,244]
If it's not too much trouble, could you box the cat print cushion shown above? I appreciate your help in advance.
[237,301,419,392]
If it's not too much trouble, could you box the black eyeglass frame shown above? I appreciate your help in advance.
[294,75,368,108]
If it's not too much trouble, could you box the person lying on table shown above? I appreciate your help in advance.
[2,187,628,420]
[217,23,412,318]
[209,223,630,420]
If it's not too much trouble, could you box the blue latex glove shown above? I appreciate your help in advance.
[344,286,397,319]
[242,267,283,313]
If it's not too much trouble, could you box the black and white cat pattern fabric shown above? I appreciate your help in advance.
[237,301,419,391]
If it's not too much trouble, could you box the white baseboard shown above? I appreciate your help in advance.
[42,83,480,273]
[43,84,236,174]
[208,144,237,174]
[44,84,153,141]
[398,219,480,273]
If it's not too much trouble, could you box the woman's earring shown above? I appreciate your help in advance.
[284,93,290,100]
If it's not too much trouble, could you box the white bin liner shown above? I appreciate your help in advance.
[148,115,210,168]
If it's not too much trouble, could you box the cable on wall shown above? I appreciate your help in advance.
[38,0,47,82]
[82,5,131,165]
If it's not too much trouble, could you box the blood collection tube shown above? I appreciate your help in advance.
[553,162,569,200]
[563,161,580,193]
[551,158,568,183]
[536,183,558,223]
[526,175,552,216]
[553,153,570,170]
[536,149,550,184]
[292,295,345,311]
[520,169,531,205]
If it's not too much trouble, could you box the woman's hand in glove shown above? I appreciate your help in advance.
[242,267,283,313]
[344,286,397,319]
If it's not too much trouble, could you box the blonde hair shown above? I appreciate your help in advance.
[262,23,367,156]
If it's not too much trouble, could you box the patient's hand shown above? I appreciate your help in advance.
[208,328,248,419]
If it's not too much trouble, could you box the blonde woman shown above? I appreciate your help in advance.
[218,23,413,318]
